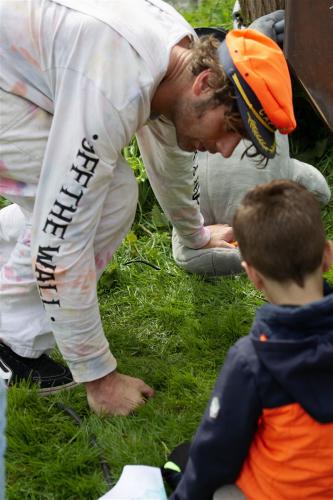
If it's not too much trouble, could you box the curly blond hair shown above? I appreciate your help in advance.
[189,35,266,163]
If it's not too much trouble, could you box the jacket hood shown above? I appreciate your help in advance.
[250,283,333,423]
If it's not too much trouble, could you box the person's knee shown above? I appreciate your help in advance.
[172,230,243,276]
[213,485,246,499]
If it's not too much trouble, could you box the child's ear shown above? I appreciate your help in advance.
[322,240,333,273]
[241,261,265,290]
[192,69,213,96]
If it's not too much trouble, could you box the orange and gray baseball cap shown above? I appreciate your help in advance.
[218,29,296,158]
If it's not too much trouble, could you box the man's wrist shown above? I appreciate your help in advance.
[84,370,117,389]
[68,349,117,383]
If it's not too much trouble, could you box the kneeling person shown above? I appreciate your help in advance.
[172,134,331,276]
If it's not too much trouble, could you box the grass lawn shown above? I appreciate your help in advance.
[3,1,333,498]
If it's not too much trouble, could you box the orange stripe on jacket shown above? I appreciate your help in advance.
[236,403,333,499]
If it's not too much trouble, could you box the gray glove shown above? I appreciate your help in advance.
[249,10,285,45]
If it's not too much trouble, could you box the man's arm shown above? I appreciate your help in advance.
[136,120,234,250]
[32,74,118,383]
[170,339,262,500]
[136,118,209,249]
[32,66,154,414]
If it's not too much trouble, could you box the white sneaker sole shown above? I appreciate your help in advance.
[37,380,78,396]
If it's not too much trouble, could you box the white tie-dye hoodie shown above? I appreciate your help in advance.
[0,0,209,380]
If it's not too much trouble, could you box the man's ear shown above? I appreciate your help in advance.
[192,69,213,96]
[241,261,265,290]
[322,240,333,273]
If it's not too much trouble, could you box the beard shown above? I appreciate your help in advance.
[171,96,194,151]
[171,95,216,152]
[176,135,195,152]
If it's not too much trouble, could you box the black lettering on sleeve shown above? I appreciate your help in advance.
[70,165,93,188]
[49,200,76,223]
[36,246,60,270]
[42,218,68,239]
[60,186,83,207]
[76,149,99,174]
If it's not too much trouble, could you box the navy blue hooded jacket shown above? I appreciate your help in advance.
[171,283,333,500]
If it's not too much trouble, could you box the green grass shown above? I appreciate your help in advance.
[5,192,333,498]
[5,188,333,499]
[177,0,235,28]
[6,238,263,499]
[2,1,333,498]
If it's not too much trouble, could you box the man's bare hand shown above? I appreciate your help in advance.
[202,224,235,249]
[85,371,155,416]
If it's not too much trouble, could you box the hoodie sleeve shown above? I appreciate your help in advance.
[29,33,148,383]
[136,120,210,250]
[30,68,122,383]
[22,14,153,383]
[170,340,262,500]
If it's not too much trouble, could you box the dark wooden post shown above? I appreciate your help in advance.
[284,0,333,132]
[238,0,285,25]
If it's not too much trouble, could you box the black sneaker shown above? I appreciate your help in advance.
[0,342,76,395]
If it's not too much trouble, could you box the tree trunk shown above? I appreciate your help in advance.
[238,0,285,25]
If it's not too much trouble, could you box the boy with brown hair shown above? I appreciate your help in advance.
[170,180,333,500]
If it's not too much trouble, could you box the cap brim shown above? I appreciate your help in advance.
[233,81,277,158]
[218,41,277,159]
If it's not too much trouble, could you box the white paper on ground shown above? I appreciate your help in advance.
[98,465,167,500]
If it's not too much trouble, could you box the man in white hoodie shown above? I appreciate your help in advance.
[0,0,296,415]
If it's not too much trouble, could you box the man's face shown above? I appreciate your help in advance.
[172,95,243,158]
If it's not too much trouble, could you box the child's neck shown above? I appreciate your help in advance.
[263,269,324,306]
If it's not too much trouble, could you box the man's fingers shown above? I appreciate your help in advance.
[139,382,155,399]
[223,230,235,243]
[219,240,235,249]
[85,372,155,416]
